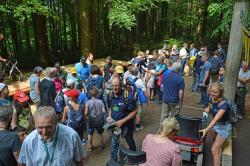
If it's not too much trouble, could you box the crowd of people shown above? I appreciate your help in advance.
[0,42,249,166]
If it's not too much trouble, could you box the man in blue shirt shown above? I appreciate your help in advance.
[75,57,90,82]
[160,62,185,124]
[199,53,212,108]
[191,53,203,95]
[18,106,85,166]
[106,77,137,162]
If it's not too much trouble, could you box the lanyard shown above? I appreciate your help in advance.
[42,128,59,161]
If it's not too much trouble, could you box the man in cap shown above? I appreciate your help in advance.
[0,105,21,166]
[40,67,57,108]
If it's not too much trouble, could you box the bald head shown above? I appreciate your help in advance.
[111,76,121,95]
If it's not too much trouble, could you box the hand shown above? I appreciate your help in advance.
[2,58,6,62]
[106,117,113,123]
[199,128,208,140]
[116,119,126,128]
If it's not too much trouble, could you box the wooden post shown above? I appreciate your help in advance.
[224,2,249,100]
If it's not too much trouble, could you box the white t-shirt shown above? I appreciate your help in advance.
[146,70,155,88]
[179,47,188,59]
[237,69,250,87]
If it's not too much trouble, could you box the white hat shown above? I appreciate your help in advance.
[66,79,75,86]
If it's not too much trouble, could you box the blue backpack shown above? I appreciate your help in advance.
[127,77,148,104]
[86,76,104,99]
[55,90,66,113]
[224,98,240,124]
[209,56,220,75]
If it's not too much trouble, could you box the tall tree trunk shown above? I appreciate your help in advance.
[9,15,20,53]
[79,0,91,56]
[197,0,208,45]
[33,14,49,66]
[24,16,30,49]
[62,1,68,51]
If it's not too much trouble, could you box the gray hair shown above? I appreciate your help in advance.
[34,106,57,125]
[160,117,180,137]
[158,55,165,63]
[0,105,13,123]
[130,66,139,76]
[171,62,181,73]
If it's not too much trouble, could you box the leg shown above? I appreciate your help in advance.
[160,103,170,124]
[236,88,246,115]
[124,127,136,151]
[191,74,196,92]
[193,74,200,94]
[110,136,119,161]
[87,128,94,150]
[211,135,226,166]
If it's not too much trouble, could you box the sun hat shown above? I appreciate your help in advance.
[64,89,79,99]
[115,65,124,74]
[13,90,29,103]
[66,79,75,87]
[70,67,77,74]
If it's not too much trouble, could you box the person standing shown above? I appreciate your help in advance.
[18,106,85,166]
[160,62,185,124]
[106,77,137,162]
[236,61,250,118]
[191,52,203,95]
[29,66,43,105]
[86,52,94,66]
[75,57,90,82]
[199,53,212,108]
[0,105,21,166]
[40,67,57,108]
[179,43,188,75]
[103,56,116,83]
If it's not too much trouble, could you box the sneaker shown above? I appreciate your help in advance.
[135,124,144,131]
[82,138,88,146]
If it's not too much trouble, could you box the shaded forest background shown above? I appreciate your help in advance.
[0,0,249,69]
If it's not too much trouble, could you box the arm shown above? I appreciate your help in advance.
[203,70,210,85]
[35,81,40,97]
[84,105,88,119]
[179,90,184,103]
[200,109,226,139]
[61,106,68,122]
[14,151,20,162]
[238,76,249,84]
[116,106,138,128]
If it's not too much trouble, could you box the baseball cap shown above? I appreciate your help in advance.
[66,79,75,87]
[0,83,7,91]
[70,67,77,74]
[14,90,29,103]
[115,65,124,74]
[64,89,79,99]
[34,66,43,73]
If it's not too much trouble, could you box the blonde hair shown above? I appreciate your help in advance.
[210,82,224,98]
[159,117,180,137]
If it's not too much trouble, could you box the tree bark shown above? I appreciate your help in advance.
[224,2,249,100]
[33,14,49,66]
[79,0,91,56]
[24,16,30,49]
[197,0,208,45]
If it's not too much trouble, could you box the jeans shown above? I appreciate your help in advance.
[110,124,136,161]
[179,58,187,75]
[236,87,246,115]
[200,86,209,106]
[191,73,200,93]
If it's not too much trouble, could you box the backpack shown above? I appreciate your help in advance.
[127,77,148,104]
[224,98,240,124]
[209,57,220,75]
[55,90,66,113]
[88,100,104,128]
[67,104,84,129]
[86,76,103,99]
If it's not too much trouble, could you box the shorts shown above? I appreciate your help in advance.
[88,126,104,135]
[212,122,232,139]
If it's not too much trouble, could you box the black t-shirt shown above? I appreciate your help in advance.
[211,101,229,123]
[104,63,116,82]
[0,130,21,166]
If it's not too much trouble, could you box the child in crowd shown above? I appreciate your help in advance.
[218,66,225,84]
[13,90,34,131]
[145,63,156,102]
[62,89,85,143]
[85,87,105,152]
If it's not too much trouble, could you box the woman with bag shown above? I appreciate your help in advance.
[199,82,232,166]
